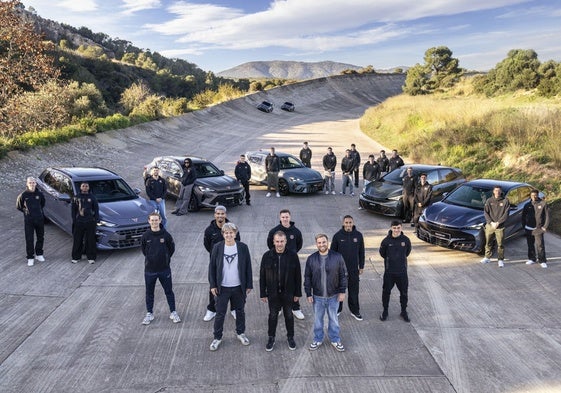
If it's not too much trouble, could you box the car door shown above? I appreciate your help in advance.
[504,185,532,238]
[165,159,183,197]
[248,154,267,183]
[39,169,74,233]
[432,168,462,202]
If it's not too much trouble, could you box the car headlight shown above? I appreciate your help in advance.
[388,195,402,201]
[288,176,302,182]
[98,220,117,227]
[465,223,484,230]
[197,185,215,192]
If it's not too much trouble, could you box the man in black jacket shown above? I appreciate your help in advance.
[260,231,302,351]
[208,222,253,351]
[305,234,347,352]
[388,149,405,172]
[322,147,337,195]
[331,215,365,320]
[140,212,180,325]
[379,221,412,322]
[235,154,252,205]
[145,167,168,227]
[377,149,390,174]
[173,158,197,216]
[267,209,304,319]
[402,167,417,223]
[522,189,550,268]
[71,182,99,264]
[362,154,381,189]
[16,177,46,266]
[480,185,510,268]
[340,149,355,196]
[350,143,361,188]
[299,141,312,168]
[412,173,432,228]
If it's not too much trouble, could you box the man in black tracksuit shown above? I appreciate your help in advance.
[260,231,302,351]
[16,177,46,266]
[388,149,405,172]
[322,147,337,194]
[267,209,304,319]
[362,154,381,188]
[235,154,252,205]
[71,182,99,264]
[330,215,365,320]
[379,220,412,322]
[173,158,197,215]
[521,189,549,268]
[299,142,312,168]
[413,173,432,228]
[377,150,390,174]
[145,167,168,227]
[203,205,240,321]
[140,212,180,325]
[402,167,417,223]
[350,144,361,188]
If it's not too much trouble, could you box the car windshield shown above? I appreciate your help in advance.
[444,184,493,209]
[382,167,410,185]
[194,162,222,178]
[77,179,137,202]
[279,155,304,170]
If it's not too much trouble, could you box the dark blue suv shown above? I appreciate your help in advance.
[37,167,152,249]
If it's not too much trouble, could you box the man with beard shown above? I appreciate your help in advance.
[260,231,302,351]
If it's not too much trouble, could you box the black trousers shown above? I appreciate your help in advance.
[382,272,408,312]
[241,180,250,204]
[338,272,360,314]
[526,229,546,263]
[24,217,44,259]
[144,268,176,313]
[402,193,414,222]
[213,286,246,340]
[353,169,359,187]
[72,220,97,260]
[267,295,295,338]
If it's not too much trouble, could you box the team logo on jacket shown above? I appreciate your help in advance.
[35,196,39,199]
[401,242,406,247]
[290,235,295,240]
[87,198,91,202]
[353,238,358,242]
[160,238,165,243]
[499,203,504,206]
[538,206,542,209]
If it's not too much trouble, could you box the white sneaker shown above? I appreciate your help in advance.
[36,255,45,262]
[71,259,79,264]
[276,192,280,198]
[480,257,491,264]
[237,333,250,346]
[266,192,271,197]
[203,310,216,321]
[231,310,237,320]
[292,310,305,320]
[498,260,504,268]
[210,339,222,351]
[169,311,181,323]
[325,191,329,195]
[142,312,154,325]
[331,191,336,195]
[88,260,95,264]
[541,262,548,268]
[27,259,34,266]
[526,260,536,265]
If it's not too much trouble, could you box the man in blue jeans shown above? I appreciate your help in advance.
[140,212,180,325]
[304,234,347,352]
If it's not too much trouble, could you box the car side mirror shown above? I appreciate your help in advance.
[173,173,181,178]
[59,194,71,203]
[219,170,224,175]
[133,188,141,195]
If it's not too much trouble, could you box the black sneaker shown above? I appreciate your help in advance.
[351,312,363,321]
[266,336,275,352]
[287,337,296,350]
[380,311,388,321]
[400,311,410,322]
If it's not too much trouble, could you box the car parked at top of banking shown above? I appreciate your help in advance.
[36,167,152,249]
[143,156,245,211]
[257,101,274,113]
[358,164,466,217]
[416,179,540,253]
[281,102,295,112]
[245,150,324,195]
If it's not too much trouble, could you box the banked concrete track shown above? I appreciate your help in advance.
[1,73,561,393]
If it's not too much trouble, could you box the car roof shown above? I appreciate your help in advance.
[155,156,207,164]
[401,164,462,172]
[246,150,294,158]
[46,167,121,181]
[461,179,530,190]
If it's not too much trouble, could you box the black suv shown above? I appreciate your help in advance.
[36,167,152,249]
[143,156,245,211]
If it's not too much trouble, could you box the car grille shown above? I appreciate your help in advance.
[108,225,150,248]
[418,222,477,251]
[210,192,244,206]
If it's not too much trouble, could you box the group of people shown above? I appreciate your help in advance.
[139,205,413,353]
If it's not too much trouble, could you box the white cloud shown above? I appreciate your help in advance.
[56,0,98,12]
[121,0,162,15]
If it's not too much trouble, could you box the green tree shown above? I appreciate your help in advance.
[119,81,152,114]
[403,64,430,95]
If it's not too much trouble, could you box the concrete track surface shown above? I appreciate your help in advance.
[1,74,560,393]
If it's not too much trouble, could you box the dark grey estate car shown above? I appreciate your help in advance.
[37,167,152,249]
[257,101,274,113]
[417,179,537,253]
[245,150,324,195]
[359,164,466,217]
[143,156,245,211]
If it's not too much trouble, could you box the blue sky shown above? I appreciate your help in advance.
[20,0,561,73]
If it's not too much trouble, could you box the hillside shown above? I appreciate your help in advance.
[217,60,363,80]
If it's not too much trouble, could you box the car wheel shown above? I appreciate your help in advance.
[278,179,290,196]
[188,194,200,212]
